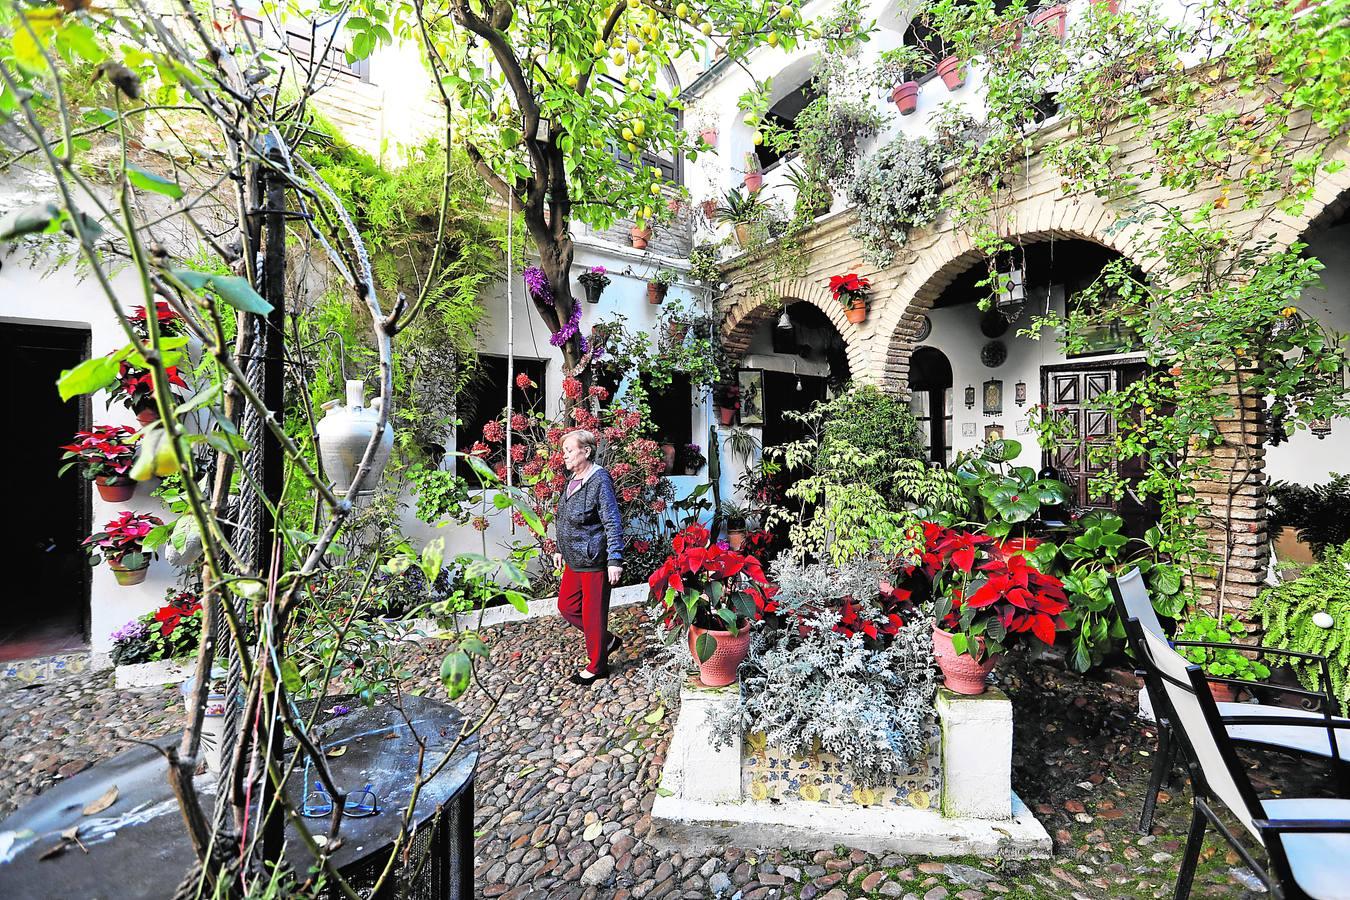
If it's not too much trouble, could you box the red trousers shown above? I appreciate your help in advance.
[558,566,614,674]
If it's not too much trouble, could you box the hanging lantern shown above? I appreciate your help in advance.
[317,380,394,496]
[1015,379,1028,406]
[776,308,793,330]
[1310,416,1332,440]
[996,266,1026,322]
[965,384,976,409]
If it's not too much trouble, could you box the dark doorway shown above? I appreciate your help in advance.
[761,370,828,449]
[909,347,954,465]
[1,323,91,660]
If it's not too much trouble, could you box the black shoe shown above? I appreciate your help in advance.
[607,634,622,657]
[570,669,609,687]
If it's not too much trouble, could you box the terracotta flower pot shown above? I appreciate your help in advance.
[668,322,689,342]
[936,55,966,91]
[95,476,136,503]
[661,442,677,473]
[743,171,763,193]
[110,559,150,586]
[1208,681,1239,703]
[700,128,719,148]
[630,226,653,249]
[734,223,753,247]
[1090,0,1119,13]
[689,624,752,687]
[845,298,868,324]
[648,282,668,304]
[932,626,1000,695]
[700,199,718,220]
[727,529,746,551]
[718,406,736,426]
[892,81,919,115]
[1030,4,1067,38]
[135,406,160,425]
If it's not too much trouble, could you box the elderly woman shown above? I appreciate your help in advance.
[552,429,625,686]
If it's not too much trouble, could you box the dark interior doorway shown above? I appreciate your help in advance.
[909,346,954,465]
[761,370,828,449]
[1,322,90,660]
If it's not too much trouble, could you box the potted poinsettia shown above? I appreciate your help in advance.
[919,522,1068,694]
[829,272,872,324]
[85,510,164,585]
[129,301,188,339]
[109,360,189,424]
[59,424,139,501]
[648,523,776,686]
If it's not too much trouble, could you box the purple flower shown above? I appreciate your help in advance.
[550,298,586,349]
[111,620,148,643]
[327,703,352,717]
[590,266,606,276]
[523,266,553,304]
[716,540,730,551]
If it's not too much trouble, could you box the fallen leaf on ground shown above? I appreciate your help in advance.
[38,843,67,861]
[325,746,347,758]
[83,786,118,816]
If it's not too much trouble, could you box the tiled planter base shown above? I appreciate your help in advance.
[652,682,1051,858]
[115,658,193,690]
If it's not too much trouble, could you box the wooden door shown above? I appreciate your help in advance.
[1042,363,1154,535]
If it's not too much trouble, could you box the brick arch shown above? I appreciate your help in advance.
[871,195,1142,393]
[1286,144,1350,240]
[719,273,869,379]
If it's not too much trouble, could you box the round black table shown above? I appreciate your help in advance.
[0,696,477,899]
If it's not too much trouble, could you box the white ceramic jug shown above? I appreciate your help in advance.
[316,379,393,496]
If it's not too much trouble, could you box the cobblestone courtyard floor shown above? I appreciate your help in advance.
[2,606,1326,898]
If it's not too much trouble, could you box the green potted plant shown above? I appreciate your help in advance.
[783,164,832,220]
[689,241,723,285]
[720,499,752,549]
[578,265,611,304]
[829,272,872,324]
[1252,540,1350,711]
[743,151,764,192]
[59,424,139,501]
[85,510,164,585]
[873,46,927,116]
[648,522,774,686]
[648,268,677,304]
[679,442,706,475]
[715,188,767,248]
[1175,612,1271,702]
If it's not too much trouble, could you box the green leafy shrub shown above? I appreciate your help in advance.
[847,135,943,267]
[1268,474,1350,558]
[815,383,926,499]
[1175,612,1271,682]
[1252,541,1350,711]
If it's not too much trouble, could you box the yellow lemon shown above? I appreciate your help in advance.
[778,5,792,19]
[640,205,653,219]
[622,126,635,141]
[627,0,639,8]
[799,784,821,802]
[676,3,689,18]
[627,141,639,154]
[753,130,763,145]
[650,182,662,195]
[633,119,646,136]
[767,31,779,46]
[593,39,606,55]
[612,51,624,65]
[627,37,640,54]
[567,74,579,88]
[700,21,713,35]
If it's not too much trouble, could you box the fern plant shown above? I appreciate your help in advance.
[1251,540,1350,712]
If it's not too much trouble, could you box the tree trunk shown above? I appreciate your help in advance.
[536,238,589,409]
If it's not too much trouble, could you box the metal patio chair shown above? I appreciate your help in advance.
[1127,618,1350,900]
[1110,568,1350,833]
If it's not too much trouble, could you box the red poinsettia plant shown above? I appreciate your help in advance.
[109,360,189,415]
[129,301,187,339]
[648,523,776,660]
[919,522,1068,660]
[59,425,137,483]
[84,510,164,571]
[828,273,871,309]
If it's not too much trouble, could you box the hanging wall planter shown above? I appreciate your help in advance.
[1030,4,1067,38]
[743,171,764,193]
[699,128,719,148]
[936,56,966,90]
[845,298,868,324]
[648,282,668,304]
[110,559,150,586]
[892,81,919,115]
[135,405,160,425]
[630,226,653,250]
[316,379,394,497]
[95,476,136,503]
[578,267,610,304]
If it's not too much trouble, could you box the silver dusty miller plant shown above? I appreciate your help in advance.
[710,557,937,787]
[848,134,943,267]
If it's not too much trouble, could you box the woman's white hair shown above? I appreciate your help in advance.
[564,428,599,461]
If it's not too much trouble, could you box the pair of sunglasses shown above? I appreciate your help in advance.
[301,780,380,818]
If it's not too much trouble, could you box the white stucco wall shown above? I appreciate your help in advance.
[1265,221,1350,486]
[0,259,181,655]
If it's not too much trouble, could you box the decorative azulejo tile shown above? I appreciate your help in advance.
[0,652,91,689]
